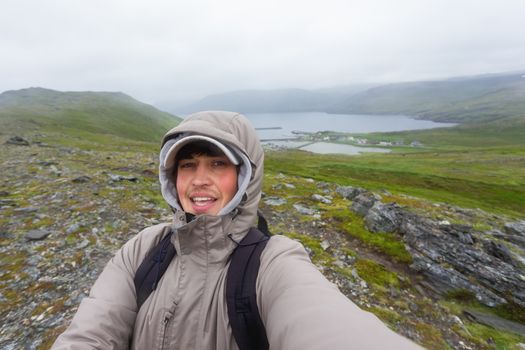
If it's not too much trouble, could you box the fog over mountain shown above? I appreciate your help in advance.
[2,0,525,106]
[176,71,525,123]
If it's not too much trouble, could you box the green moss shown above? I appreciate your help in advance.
[445,290,525,324]
[355,258,400,288]
[465,322,525,349]
[65,232,79,245]
[445,289,477,303]
[367,306,403,328]
[37,326,68,350]
[329,209,412,264]
[493,301,525,325]
[412,322,450,350]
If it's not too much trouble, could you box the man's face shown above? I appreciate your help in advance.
[176,153,238,215]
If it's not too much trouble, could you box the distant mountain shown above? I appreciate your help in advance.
[0,87,181,141]
[329,72,525,123]
[175,72,525,124]
[176,84,374,114]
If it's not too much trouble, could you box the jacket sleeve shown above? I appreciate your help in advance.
[257,235,424,350]
[52,225,168,350]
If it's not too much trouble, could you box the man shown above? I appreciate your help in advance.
[53,111,423,349]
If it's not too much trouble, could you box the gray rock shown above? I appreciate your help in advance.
[320,240,330,250]
[293,204,317,216]
[76,239,90,249]
[284,183,295,189]
[504,220,525,237]
[311,194,332,204]
[27,255,43,266]
[351,192,381,216]
[72,176,91,183]
[264,197,287,206]
[14,207,38,213]
[409,252,506,307]
[402,214,525,307]
[39,161,58,166]
[516,343,525,350]
[6,136,30,146]
[25,229,51,241]
[483,240,516,266]
[364,202,402,233]
[335,185,366,200]
[108,173,139,182]
[458,233,474,245]
[487,229,525,247]
[25,267,40,280]
[66,223,81,234]
[463,309,525,335]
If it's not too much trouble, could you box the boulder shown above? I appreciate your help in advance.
[487,229,525,248]
[364,202,402,233]
[462,309,525,335]
[335,185,366,200]
[6,136,30,146]
[402,214,525,307]
[264,197,287,206]
[483,240,516,266]
[350,192,381,216]
[504,220,525,237]
[311,194,332,204]
[72,176,91,183]
[108,174,139,182]
[409,252,506,307]
[293,204,317,216]
[25,229,51,241]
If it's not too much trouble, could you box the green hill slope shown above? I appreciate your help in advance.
[330,72,525,123]
[0,87,181,142]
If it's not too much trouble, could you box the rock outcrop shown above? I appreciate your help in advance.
[349,188,525,308]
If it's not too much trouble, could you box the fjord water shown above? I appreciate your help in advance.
[245,112,456,140]
[243,112,456,155]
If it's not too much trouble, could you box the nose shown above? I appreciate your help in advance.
[191,163,211,186]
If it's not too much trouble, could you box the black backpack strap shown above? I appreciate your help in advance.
[134,229,176,309]
[257,210,270,236]
[226,227,270,350]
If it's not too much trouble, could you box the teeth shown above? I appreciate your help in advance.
[192,197,214,202]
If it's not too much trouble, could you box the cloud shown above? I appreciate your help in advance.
[1,0,524,107]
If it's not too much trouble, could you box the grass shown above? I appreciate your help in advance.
[265,145,525,217]
[354,258,401,288]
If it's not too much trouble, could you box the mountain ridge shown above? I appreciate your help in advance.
[175,71,525,124]
[0,87,181,142]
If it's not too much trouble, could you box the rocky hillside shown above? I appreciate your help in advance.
[1,133,524,349]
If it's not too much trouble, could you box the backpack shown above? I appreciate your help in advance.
[133,213,271,350]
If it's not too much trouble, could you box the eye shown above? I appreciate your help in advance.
[178,161,196,169]
[211,160,228,167]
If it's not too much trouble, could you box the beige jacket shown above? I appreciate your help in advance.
[53,111,423,349]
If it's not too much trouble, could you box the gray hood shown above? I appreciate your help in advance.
[159,111,264,231]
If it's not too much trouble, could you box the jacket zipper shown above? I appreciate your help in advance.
[160,314,171,350]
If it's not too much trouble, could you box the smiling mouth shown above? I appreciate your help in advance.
[191,196,217,206]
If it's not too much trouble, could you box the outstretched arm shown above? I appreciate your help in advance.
[258,235,424,350]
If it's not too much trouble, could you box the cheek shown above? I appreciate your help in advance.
[220,169,238,199]
[175,173,187,195]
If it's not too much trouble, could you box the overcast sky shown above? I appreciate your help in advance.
[2,0,525,109]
